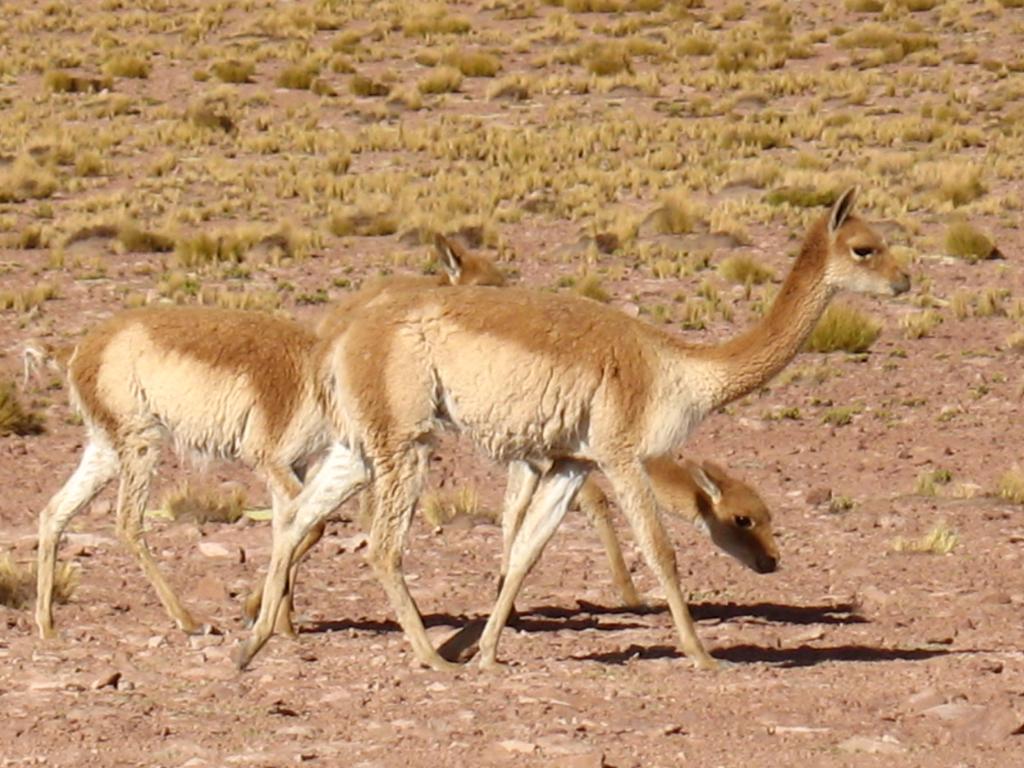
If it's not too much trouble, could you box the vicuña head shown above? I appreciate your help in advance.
[675,458,778,575]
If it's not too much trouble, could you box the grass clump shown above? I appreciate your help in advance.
[901,309,942,340]
[715,39,767,73]
[822,405,862,427]
[718,255,774,286]
[276,62,319,90]
[350,74,390,97]
[328,206,399,237]
[575,273,611,303]
[418,66,463,94]
[403,9,471,37]
[103,55,149,79]
[212,59,255,84]
[174,232,248,268]
[650,189,700,235]
[766,186,838,208]
[0,380,45,436]
[916,468,953,496]
[584,43,633,76]
[43,70,109,94]
[945,222,998,262]
[443,49,502,77]
[163,481,246,524]
[844,0,884,10]
[893,522,958,555]
[933,166,986,207]
[997,467,1024,504]
[0,283,59,314]
[421,487,493,528]
[0,554,76,609]
[0,159,58,203]
[807,303,881,353]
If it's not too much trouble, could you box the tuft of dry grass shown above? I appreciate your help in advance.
[584,43,633,76]
[43,70,110,94]
[0,380,45,436]
[997,467,1024,504]
[418,66,463,94]
[350,74,390,97]
[212,59,255,84]
[916,468,953,496]
[103,55,150,79]
[0,158,58,203]
[807,303,881,353]
[766,186,837,209]
[718,255,774,286]
[0,554,76,609]
[328,206,399,237]
[276,62,319,90]
[650,189,700,235]
[162,481,246,525]
[443,49,502,77]
[421,486,493,528]
[892,522,958,555]
[901,309,942,340]
[575,273,611,303]
[403,9,471,37]
[945,222,999,262]
[0,282,59,314]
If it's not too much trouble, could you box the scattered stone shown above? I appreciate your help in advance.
[805,487,831,506]
[335,533,368,554]
[836,735,904,755]
[197,541,234,559]
[498,739,537,755]
[91,670,121,690]
[905,687,944,712]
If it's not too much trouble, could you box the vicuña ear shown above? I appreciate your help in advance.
[828,185,859,234]
[690,464,722,506]
[434,233,463,284]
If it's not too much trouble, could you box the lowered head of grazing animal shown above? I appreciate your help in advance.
[648,457,779,574]
[433,233,506,287]
[819,186,910,298]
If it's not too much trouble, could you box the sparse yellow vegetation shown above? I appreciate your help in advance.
[893,522,958,555]
[421,486,492,528]
[901,309,942,339]
[997,467,1024,504]
[103,55,150,79]
[162,481,246,524]
[0,380,45,436]
[945,222,999,262]
[418,66,463,94]
[718,255,774,286]
[212,59,255,83]
[0,282,59,313]
[0,554,76,609]
[807,303,881,353]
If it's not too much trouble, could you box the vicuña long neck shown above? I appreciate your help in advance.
[704,220,835,409]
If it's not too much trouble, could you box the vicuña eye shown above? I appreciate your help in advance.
[734,516,753,529]
[852,246,874,259]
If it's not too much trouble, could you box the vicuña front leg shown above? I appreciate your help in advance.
[603,461,717,670]
[236,442,368,670]
[367,448,460,672]
[35,436,120,639]
[477,459,590,669]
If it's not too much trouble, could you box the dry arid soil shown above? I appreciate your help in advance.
[2,0,1024,765]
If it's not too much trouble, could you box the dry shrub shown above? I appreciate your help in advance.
[718,255,774,286]
[0,554,76,609]
[892,522,958,555]
[162,481,246,525]
[650,188,699,234]
[945,222,999,262]
[443,49,502,77]
[276,62,319,90]
[418,66,463,94]
[0,158,58,203]
[421,487,494,528]
[997,467,1024,504]
[328,206,399,237]
[0,380,45,436]
[807,303,881,353]
[103,55,150,79]
[0,283,59,314]
[212,59,255,83]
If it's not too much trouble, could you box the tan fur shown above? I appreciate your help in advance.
[241,188,908,671]
[36,236,505,641]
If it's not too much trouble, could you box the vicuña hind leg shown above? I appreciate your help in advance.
[236,442,367,670]
[477,459,590,669]
[498,460,540,594]
[35,434,120,639]
[115,435,201,634]
[602,461,717,670]
[576,479,644,608]
[366,445,459,672]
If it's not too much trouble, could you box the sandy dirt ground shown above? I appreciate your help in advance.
[2,1,1024,765]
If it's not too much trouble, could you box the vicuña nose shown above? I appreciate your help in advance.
[756,554,778,574]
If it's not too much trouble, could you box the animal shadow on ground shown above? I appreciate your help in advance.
[574,643,956,668]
